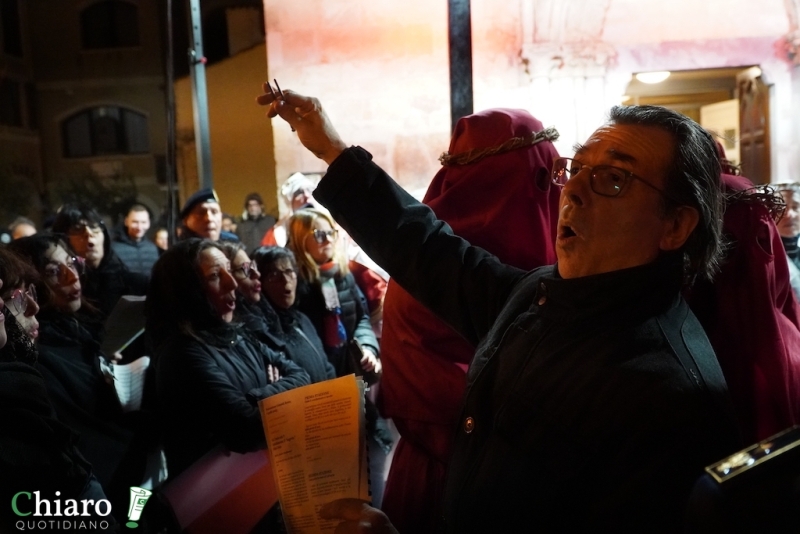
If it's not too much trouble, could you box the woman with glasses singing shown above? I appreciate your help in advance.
[217,241,265,315]
[219,241,335,384]
[249,245,336,383]
[286,208,380,377]
[145,238,310,481]
[7,234,149,518]
[286,208,393,506]
[0,247,40,362]
[51,204,148,319]
[0,246,112,531]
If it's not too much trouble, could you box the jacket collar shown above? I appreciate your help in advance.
[115,226,140,246]
[540,253,684,323]
[37,308,102,351]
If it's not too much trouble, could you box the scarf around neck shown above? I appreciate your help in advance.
[318,261,346,347]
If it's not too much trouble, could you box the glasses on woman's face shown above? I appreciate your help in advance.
[312,229,337,244]
[264,268,298,283]
[43,256,85,283]
[232,261,260,280]
[7,285,37,316]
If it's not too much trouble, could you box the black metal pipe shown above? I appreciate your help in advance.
[448,0,474,131]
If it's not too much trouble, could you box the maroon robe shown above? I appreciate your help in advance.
[378,109,561,532]
[687,173,800,443]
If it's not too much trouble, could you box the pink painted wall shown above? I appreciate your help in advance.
[264,1,451,208]
[262,0,800,199]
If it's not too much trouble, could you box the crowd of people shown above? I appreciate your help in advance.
[1,84,799,533]
[0,177,393,531]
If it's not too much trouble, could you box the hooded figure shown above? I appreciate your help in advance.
[260,172,320,247]
[377,109,562,533]
[687,174,800,443]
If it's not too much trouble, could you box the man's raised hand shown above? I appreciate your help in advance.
[256,84,348,165]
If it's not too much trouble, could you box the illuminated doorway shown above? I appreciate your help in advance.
[623,66,771,184]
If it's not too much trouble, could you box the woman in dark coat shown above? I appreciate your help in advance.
[0,247,111,530]
[219,242,335,384]
[7,234,141,522]
[250,245,335,383]
[146,238,310,480]
[51,204,148,319]
[285,208,380,376]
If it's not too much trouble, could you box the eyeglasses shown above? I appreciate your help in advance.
[67,222,103,236]
[43,256,85,282]
[551,157,676,202]
[264,268,298,283]
[7,285,37,316]
[312,229,337,244]
[232,261,260,280]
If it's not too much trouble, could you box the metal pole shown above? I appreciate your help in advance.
[164,0,177,244]
[448,0,474,131]
[188,0,213,189]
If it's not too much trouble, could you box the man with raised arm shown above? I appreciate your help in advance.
[257,87,741,533]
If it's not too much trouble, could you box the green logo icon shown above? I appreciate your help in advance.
[125,487,152,529]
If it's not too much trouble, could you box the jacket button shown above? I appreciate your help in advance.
[464,416,475,433]
[538,296,547,305]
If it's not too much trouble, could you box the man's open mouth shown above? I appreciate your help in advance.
[560,226,576,238]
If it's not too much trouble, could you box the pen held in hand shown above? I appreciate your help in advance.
[268,79,295,132]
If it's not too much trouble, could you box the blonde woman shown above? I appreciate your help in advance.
[286,208,392,506]
[286,208,380,376]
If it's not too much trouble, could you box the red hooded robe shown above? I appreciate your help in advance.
[687,173,800,444]
[378,109,561,532]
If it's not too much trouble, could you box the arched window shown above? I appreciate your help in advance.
[80,0,139,49]
[62,106,149,158]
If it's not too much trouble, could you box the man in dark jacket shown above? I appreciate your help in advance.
[52,205,148,318]
[111,204,160,277]
[235,192,276,251]
[260,90,742,532]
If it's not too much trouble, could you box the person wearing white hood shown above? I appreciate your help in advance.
[260,172,320,247]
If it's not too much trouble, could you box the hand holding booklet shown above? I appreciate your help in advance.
[259,374,370,534]
[101,295,150,412]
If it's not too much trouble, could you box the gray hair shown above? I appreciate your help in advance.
[609,105,723,282]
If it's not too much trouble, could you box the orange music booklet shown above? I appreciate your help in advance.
[259,374,369,534]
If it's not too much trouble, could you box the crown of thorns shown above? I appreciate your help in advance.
[726,185,786,223]
[439,126,560,167]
